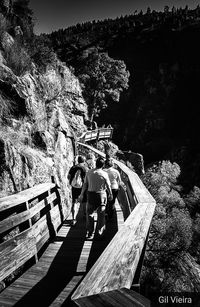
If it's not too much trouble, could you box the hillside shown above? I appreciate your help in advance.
[0,1,200,298]
[47,5,200,190]
[0,1,87,212]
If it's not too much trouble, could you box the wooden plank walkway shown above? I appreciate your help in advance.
[0,201,124,307]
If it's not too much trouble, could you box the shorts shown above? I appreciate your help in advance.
[87,191,107,213]
[72,187,82,202]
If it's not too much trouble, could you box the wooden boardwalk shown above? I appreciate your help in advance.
[0,202,124,307]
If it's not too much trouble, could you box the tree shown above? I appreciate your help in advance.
[146,7,151,15]
[12,0,34,39]
[141,161,195,293]
[184,186,200,217]
[164,6,170,14]
[28,35,57,70]
[77,49,129,121]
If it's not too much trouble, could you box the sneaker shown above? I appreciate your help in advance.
[86,231,94,239]
[72,219,76,226]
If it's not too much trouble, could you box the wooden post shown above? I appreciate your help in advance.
[47,189,57,238]
[131,230,150,293]
[25,201,38,264]
[110,128,113,139]
[95,129,100,147]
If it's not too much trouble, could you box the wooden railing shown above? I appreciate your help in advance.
[0,182,63,283]
[78,127,113,143]
[72,143,156,305]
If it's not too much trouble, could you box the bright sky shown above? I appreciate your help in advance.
[29,0,200,34]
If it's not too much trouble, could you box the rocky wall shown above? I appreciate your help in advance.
[0,55,88,218]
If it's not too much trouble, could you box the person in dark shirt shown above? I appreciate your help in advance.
[68,155,87,225]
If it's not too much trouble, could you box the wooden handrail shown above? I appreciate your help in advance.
[0,183,55,211]
[0,182,64,283]
[72,143,156,304]
[78,128,113,143]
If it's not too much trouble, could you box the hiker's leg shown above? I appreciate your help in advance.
[96,193,107,236]
[96,205,106,236]
[72,200,80,220]
[86,202,95,234]
[107,189,118,218]
[71,187,81,223]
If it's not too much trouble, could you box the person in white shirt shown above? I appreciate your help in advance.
[79,157,112,238]
[104,158,122,219]
[86,152,96,170]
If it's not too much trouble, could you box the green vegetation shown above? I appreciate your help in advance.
[141,161,200,293]
[77,48,129,121]
[0,1,57,75]
[0,0,200,296]
[46,5,200,190]
[4,41,31,75]
[27,35,57,71]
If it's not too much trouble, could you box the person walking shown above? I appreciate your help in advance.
[79,157,112,239]
[104,158,122,219]
[68,155,87,225]
[86,152,96,170]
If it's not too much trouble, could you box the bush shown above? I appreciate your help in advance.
[4,41,31,75]
[31,46,57,71]
[184,186,200,217]
[0,13,9,38]
[141,160,194,292]
[27,36,57,71]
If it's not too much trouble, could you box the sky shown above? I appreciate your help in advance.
[29,0,200,34]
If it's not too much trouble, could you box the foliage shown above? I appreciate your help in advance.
[190,214,200,263]
[142,160,194,292]
[13,0,33,17]
[184,187,200,262]
[143,160,181,200]
[12,0,34,40]
[184,186,200,217]
[47,4,200,76]
[28,35,57,71]
[0,1,54,72]
[0,13,9,38]
[96,140,119,158]
[77,49,129,120]
[4,40,31,75]
[47,5,200,193]
[143,161,192,253]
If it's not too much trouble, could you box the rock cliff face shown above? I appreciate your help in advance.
[0,53,88,217]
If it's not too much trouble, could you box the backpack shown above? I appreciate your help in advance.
[71,169,83,188]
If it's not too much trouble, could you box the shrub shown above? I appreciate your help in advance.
[141,160,194,292]
[4,41,31,75]
[0,13,9,38]
[27,36,57,71]
[31,45,57,71]
[184,186,200,217]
